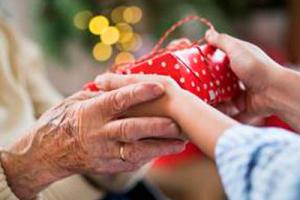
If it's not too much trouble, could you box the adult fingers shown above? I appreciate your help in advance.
[122,139,186,164]
[94,73,175,92]
[103,117,182,142]
[93,82,165,117]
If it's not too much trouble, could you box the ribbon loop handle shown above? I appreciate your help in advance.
[112,15,213,71]
[151,15,213,55]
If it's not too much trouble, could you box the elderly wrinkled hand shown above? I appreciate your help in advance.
[0,82,185,200]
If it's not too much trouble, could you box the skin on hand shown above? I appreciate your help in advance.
[205,29,283,121]
[0,82,185,200]
[95,73,238,159]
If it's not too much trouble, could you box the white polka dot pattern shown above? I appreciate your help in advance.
[116,43,241,105]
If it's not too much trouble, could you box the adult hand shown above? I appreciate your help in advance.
[95,73,183,118]
[0,82,185,200]
[205,28,283,122]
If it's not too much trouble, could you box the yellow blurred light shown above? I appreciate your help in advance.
[116,23,133,43]
[115,43,124,51]
[101,26,120,45]
[73,10,92,30]
[123,6,142,24]
[89,15,109,35]
[92,42,112,61]
[120,33,142,52]
[111,6,126,23]
[115,52,135,64]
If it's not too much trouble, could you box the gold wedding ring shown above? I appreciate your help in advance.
[119,144,126,162]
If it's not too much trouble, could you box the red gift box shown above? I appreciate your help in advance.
[84,16,242,168]
[113,16,241,105]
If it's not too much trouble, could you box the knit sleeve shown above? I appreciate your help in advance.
[0,161,19,200]
[215,125,300,200]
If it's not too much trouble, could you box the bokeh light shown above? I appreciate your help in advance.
[85,5,143,62]
[73,10,92,30]
[116,23,134,43]
[115,52,135,64]
[123,6,143,24]
[119,33,142,51]
[101,26,120,45]
[92,42,112,61]
[111,6,126,23]
[89,15,109,35]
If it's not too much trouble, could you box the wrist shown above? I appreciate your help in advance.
[168,89,238,158]
[264,64,285,113]
[266,66,300,129]
[0,133,71,199]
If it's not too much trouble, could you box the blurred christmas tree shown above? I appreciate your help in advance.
[29,0,284,66]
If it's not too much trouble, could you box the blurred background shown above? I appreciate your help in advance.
[1,1,299,199]
[1,0,299,96]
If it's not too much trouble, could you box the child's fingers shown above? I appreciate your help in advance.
[205,29,241,55]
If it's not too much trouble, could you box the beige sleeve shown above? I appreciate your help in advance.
[0,161,20,200]
[0,159,102,200]
[16,35,62,118]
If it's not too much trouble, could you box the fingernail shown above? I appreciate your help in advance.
[135,83,164,101]
[152,84,164,96]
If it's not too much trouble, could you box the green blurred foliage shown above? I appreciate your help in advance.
[30,0,285,63]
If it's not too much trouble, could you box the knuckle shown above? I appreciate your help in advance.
[109,91,128,113]
[119,121,131,141]
[156,118,177,134]
[165,121,179,135]
[128,84,148,102]
[161,118,176,128]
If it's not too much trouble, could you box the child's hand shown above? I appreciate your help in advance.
[205,29,282,122]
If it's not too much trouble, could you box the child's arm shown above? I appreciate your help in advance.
[168,88,238,158]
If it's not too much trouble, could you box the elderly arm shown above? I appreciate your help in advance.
[0,83,185,200]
